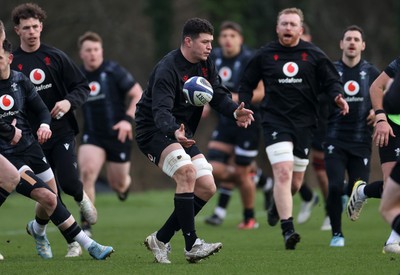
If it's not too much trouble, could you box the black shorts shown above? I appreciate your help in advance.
[81,133,132,163]
[379,119,400,164]
[311,123,327,152]
[210,115,261,165]
[390,159,400,184]
[263,124,312,159]
[4,142,51,174]
[136,131,201,166]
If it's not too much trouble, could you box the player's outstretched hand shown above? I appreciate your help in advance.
[174,124,196,148]
[234,102,254,128]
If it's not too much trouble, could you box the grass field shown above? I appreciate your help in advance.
[0,189,399,275]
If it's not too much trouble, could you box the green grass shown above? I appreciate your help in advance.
[1,189,400,274]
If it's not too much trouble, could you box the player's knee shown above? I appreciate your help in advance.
[80,165,95,180]
[293,156,309,172]
[162,149,192,178]
[192,158,213,179]
[32,188,57,209]
[173,165,197,192]
[266,142,294,165]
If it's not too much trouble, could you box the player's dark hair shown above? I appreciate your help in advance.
[219,21,242,35]
[182,18,214,42]
[77,31,103,49]
[342,25,365,41]
[2,39,12,54]
[11,3,47,25]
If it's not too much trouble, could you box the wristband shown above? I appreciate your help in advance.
[376,119,387,124]
[375,109,386,115]
[40,123,50,129]
[233,111,237,120]
[123,114,134,123]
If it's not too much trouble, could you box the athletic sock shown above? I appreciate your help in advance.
[391,215,400,238]
[218,187,233,209]
[243,208,255,222]
[280,217,294,235]
[33,216,49,236]
[363,181,383,198]
[157,195,206,244]
[73,230,94,250]
[173,193,197,251]
[386,230,400,244]
[299,183,313,202]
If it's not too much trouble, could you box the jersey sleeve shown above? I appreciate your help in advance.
[384,57,400,78]
[317,55,344,101]
[151,68,180,137]
[238,49,263,107]
[58,51,90,109]
[383,72,400,114]
[0,119,15,142]
[112,62,136,95]
[25,80,52,126]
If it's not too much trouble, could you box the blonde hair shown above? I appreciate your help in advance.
[277,8,304,24]
[77,31,103,49]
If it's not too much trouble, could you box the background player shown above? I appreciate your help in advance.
[77,31,143,236]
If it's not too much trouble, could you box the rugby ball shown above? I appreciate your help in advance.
[182,76,213,106]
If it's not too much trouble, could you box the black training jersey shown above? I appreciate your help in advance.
[135,49,238,139]
[11,44,90,139]
[211,46,253,92]
[384,72,400,114]
[326,60,379,145]
[81,60,136,137]
[0,118,15,143]
[384,57,400,78]
[239,39,343,128]
[0,70,51,154]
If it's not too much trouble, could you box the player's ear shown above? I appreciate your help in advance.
[8,53,13,64]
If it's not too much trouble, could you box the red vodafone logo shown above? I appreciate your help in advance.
[89,81,101,96]
[0,95,15,111]
[344,80,359,96]
[219,66,232,82]
[29,69,46,85]
[282,62,299,77]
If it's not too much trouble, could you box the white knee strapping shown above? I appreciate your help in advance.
[266,142,294,164]
[18,165,54,183]
[293,156,309,172]
[192,158,213,179]
[162,149,192,177]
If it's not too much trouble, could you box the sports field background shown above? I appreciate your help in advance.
[0,189,399,274]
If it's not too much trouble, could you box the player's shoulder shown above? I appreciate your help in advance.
[102,60,121,71]
[10,70,29,82]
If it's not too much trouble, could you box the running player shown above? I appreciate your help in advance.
[135,18,254,263]
[204,21,267,229]
[77,31,143,236]
[324,25,379,247]
[0,38,113,260]
[348,55,400,253]
[239,8,349,250]
[10,3,97,257]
